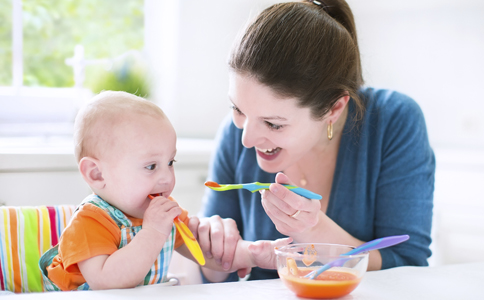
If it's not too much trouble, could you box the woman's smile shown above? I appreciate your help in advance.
[256,147,282,161]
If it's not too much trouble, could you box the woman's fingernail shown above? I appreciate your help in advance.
[272,185,279,193]
[223,262,230,270]
[206,252,213,258]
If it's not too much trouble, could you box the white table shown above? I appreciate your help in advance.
[3,262,483,299]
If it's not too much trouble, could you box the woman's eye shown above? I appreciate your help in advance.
[230,105,243,115]
[265,121,283,130]
[168,159,177,167]
[146,164,157,171]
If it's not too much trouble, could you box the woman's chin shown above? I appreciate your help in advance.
[256,157,284,174]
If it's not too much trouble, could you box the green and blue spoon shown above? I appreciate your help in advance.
[204,181,322,200]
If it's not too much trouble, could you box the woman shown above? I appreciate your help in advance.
[196,0,435,282]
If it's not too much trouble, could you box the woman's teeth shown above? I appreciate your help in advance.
[258,147,281,155]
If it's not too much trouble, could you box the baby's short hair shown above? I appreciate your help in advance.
[74,91,166,162]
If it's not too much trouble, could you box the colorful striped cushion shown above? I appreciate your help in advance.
[0,205,75,293]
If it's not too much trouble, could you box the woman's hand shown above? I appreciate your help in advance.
[188,215,246,273]
[260,172,322,237]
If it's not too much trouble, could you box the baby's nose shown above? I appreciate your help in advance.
[157,169,175,186]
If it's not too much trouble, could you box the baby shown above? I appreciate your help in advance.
[39,91,289,291]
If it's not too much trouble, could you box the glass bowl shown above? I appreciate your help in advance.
[275,243,369,299]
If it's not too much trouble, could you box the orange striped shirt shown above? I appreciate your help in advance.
[46,202,189,291]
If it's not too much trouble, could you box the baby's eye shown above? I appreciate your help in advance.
[146,164,157,171]
[168,159,177,167]
[265,121,283,130]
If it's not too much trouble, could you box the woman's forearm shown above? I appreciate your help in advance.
[200,268,231,283]
[178,240,254,283]
[175,245,232,282]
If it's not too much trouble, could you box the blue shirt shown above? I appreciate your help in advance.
[201,87,435,281]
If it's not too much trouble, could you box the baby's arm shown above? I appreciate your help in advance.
[176,237,292,275]
[231,237,293,272]
[78,196,181,290]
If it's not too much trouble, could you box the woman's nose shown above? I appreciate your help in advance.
[241,120,263,149]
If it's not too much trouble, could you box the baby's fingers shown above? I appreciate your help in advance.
[272,237,293,249]
[249,237,293,256]
[145,196,181,220]
[248,237,293,270]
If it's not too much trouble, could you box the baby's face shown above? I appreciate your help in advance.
[97,113,177,218]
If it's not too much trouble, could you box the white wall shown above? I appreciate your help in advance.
[348,0,484,150]
[145,0,280,138]
[346,1,484,265]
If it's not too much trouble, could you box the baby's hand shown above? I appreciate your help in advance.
[143,195,181,239]
[247,237,293,270]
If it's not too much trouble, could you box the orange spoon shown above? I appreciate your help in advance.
[148,194,205,265]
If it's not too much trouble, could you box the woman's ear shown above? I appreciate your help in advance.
[327,95,350,123]
[78,157,105,190]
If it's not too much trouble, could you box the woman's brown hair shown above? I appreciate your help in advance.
[229,0,364,120]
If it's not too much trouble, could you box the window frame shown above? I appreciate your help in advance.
[1,0,147,137]
[0,0,87,136]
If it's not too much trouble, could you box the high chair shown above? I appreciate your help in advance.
[0,205,75,293]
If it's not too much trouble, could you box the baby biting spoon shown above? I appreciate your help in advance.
[204,181,322,200]
[148,194,205,266]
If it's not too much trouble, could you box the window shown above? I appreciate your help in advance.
[0,0,13,87]
[0,0,145,137]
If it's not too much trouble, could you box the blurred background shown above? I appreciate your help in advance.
[1,0,483,277]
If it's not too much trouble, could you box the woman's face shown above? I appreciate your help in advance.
[228,72,328,173]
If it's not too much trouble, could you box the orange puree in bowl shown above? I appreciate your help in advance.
[279,268,361,299]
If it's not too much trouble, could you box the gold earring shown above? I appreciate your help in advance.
[327,120,333,140]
